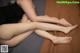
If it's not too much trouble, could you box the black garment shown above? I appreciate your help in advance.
[0,0,10,7]
[0,0,16,7]
[0,3,24,25]
[10,0,45,53]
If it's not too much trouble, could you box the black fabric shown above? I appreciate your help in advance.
[0,0,10,7]
[10,0,45,53]
[0,3,24,25]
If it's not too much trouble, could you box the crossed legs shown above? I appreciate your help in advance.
[0,15,77,47]
[0,18,77,40]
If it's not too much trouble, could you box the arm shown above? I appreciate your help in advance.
[17,0,59,21]
[17,0,72,26]
[17,0,36,20]
[16,0,59,22]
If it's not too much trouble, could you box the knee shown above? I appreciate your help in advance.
[34,22,42,29]
[0,35,12,40]
[0,32,13,40]
[0,27,13,40]
[31,22,38,29]
[1,40,17,47]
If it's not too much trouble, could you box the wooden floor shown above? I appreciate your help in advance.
[40,0,80,53]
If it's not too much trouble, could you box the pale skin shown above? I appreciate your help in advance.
[0,15,77,47]
[0,0,78,47]
[17,0,72,26]
[0,16,77,40]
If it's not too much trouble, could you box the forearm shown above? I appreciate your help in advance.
[17,0,37,20]
[31,16,60,23]
[17,0,59,23]
[17,0,71,26]
[17,0,65,24]
[22,14,60,24]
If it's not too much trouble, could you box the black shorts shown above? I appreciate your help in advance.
[0,3,24,25]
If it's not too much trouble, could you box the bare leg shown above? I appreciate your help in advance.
[23,14,72,26]
[35,30,72,44]
[36,22,77,33]
[0,15,74,47]
[0,22,77,40]
[0,22,36,40]
[0,29,72,47]
[46,15,72,26]
[0,15,33,47]
[0,16,77,40]
[19,15,72,44]
[0,31,33,47]
[22,15,77,34]
[21,15,72,44]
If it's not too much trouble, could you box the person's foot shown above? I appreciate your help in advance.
[59,18,72,26]
[64,25,78,33]
[52,36,72,44]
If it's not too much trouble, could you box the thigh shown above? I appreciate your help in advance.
[0,31,33,47]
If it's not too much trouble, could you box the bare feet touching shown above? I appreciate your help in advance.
[64,25,78,33]
[52,36,72,44]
